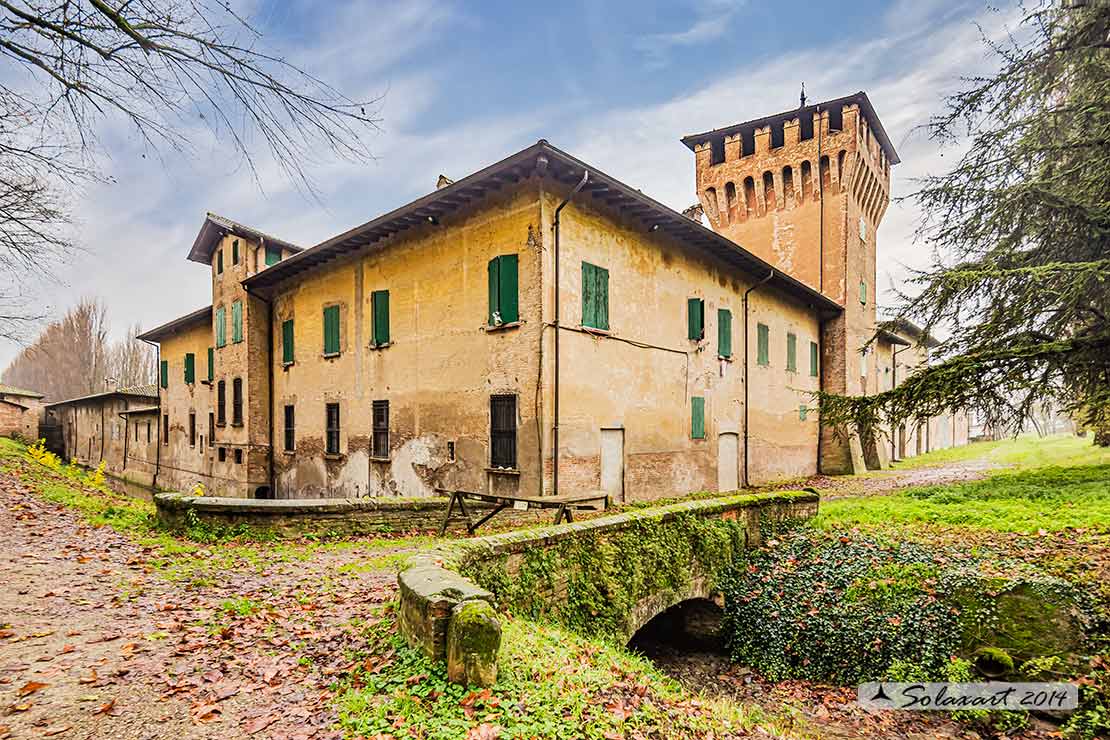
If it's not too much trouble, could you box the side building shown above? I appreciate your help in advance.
[0,384,45,441]
[43,386,160,486]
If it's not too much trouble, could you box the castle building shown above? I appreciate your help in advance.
[51,92,968,500]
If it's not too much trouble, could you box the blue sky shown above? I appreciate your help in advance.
[3,0,1011,368]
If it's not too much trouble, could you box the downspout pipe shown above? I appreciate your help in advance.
[139,337,161,489]
[743,269,775,487]
[551,169,589,496]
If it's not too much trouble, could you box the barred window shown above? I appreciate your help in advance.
[489,394,517,469]
[372,400,389,458]
[326,403,340,455]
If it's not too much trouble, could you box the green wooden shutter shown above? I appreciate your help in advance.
[487,257,499,325]
[757,323,770,366]
[691,397,705,439]
[859,280,867,304]
[718,309,732,358]
[799,404,809,421]
[582,262,610,330]
[160,359,168,389]
[323,305,340,354]
[498,254,518,324]
[231,301,243,343]
[215,307,226,347]
[810,341,819,377]
[595,265,609,330]
[207,347,214,382]
[581,262,594,327]
[265,246,281,266]
[184,353,195,384]
[787,332,797,371]
[282,319,294,364]
[372,291,390,345]
[688,298,704,340]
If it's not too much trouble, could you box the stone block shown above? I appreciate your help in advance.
[398,562,493,661]
[446,600,501,687]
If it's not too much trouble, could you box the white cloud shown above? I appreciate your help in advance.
[635,0,747,68]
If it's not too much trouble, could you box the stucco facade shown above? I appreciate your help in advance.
[120,93,959,500]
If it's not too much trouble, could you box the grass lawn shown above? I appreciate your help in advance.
[819,435,1110,533]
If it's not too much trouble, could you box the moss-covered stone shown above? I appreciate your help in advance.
[446,600,501,687]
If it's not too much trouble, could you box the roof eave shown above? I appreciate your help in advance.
[136,305,212,343]
[242,140,842,316]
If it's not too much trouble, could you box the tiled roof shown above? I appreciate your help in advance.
[187,213,301,264]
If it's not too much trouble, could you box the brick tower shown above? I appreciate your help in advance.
[681,92,900,474]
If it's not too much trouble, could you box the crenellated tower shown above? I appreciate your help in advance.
[682,91,899,474]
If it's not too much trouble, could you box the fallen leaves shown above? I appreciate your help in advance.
[16,681,47,697]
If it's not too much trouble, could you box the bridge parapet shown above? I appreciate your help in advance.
[397,490,818,686]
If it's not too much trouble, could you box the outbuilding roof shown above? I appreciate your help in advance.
[0,384,44,399]
[44,384,159,409]
[242,140,843,316]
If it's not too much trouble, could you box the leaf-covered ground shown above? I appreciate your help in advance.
[1,435,1104,739]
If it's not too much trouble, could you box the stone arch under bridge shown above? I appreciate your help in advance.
[398,490,818,686]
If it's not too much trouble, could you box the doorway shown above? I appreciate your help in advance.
[717,432,739,491]
[600,427,624,503]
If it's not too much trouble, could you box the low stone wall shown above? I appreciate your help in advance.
[398,490,819,686]
[154,492,450,536]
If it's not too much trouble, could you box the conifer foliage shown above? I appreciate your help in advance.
[821,1,1110,444]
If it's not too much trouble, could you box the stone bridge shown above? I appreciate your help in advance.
[398,489,819,685]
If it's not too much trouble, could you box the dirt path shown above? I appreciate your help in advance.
[0,463,404,740]
[761,456,1001,501]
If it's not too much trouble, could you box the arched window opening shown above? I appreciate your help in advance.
[800,161,813,202]
[837,150,848,192]
[743,177,757,217]
[819,155,831,192]
[782,166,795,206]
[724,182,738,222]
[703,187,720,223]
[762,171,776,211]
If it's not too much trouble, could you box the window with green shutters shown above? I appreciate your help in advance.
[487,254,519,326]
[687,298,705,340]
[231,301,243,343]
[786,332,797,372]
[184,353,195,384]
[215,306,226,348]
[581,262,609,330]
[717,308,732,358]
[160,359,168,389]
[323,305,340,355]
[372,290,390,346]
[757,323,770,366]
[206,347,214,382]
[810,341,819,377]
[265,246,281,266]
[691,396,705,439]
[859,280,867,305]
[282,319,294,364]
